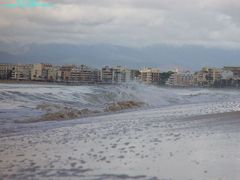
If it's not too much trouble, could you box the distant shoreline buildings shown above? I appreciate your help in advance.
[1,63,240,88]
[166,67,240,88]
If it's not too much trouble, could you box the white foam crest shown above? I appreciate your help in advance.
[1,82,240,111]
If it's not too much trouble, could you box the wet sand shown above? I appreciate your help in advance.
[0,110,240,180]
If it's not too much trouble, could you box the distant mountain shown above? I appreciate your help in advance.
[0,51,18,63]
[0,42,240,70]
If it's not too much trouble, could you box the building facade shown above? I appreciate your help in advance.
[166,71,194,87]
[69,65,100,83]
[47,66,60,82]
[101,66,114,83]
[112,66,132,83]
[60,65,75,82]
[31,63,53,81]
[194,67,221,87]
[0,64,14,80]
[130,69,140,81]
[11,64,33,80]
[140,67,160,85]
[223,67,240,79]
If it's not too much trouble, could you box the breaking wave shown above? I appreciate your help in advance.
[1,82,239,109]
[1,82,240,123]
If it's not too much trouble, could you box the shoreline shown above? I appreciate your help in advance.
[1,80,240,90]
[0,80,115,86]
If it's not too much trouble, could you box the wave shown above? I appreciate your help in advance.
[1,82,240,109]
[1,82,240,123]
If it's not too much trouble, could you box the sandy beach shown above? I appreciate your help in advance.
[1,110,240,180]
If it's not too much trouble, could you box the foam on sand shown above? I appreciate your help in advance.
[1,109,240,180]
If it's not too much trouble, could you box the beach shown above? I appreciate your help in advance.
[1,110,240,180]
[0,83,240,180]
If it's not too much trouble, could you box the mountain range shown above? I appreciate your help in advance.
[0,42,240,70]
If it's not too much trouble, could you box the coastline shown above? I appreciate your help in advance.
[1,80,240,90]
[0,80,79,86]
[0,80,113,86]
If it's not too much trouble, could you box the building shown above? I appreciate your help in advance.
[11,64,33,80]
[60,65,75,82]
[112,66,125,83]
[208,67,222,82]
[166,73,176,86]
[140,67,160,85]
[178,71,194,86]
[0,64,14,80]
[47,66,60,82]
[101,66,114,83]
[112,66,133,83]
[221,70,234,80]
[69,65,100,83]
[130,69,140,81]
[101,66,139,84]
[223,67,240,79]
[31,63,53,81]
[166,71,194,87]
[194,67,221,87]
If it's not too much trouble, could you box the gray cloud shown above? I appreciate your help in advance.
[0,0,240,48]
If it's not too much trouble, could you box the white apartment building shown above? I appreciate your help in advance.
[11,64,33,80]
[140,67,160,85]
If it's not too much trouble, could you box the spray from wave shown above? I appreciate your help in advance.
[0,82,240,123]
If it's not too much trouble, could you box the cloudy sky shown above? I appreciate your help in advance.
[0,0,239,47]
[0,0,240,69]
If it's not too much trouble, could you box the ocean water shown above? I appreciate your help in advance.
[1,83,240,136]
[0,83,240,179]
[1,83,240,114]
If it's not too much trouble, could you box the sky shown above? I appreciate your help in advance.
[0,0,240,69]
